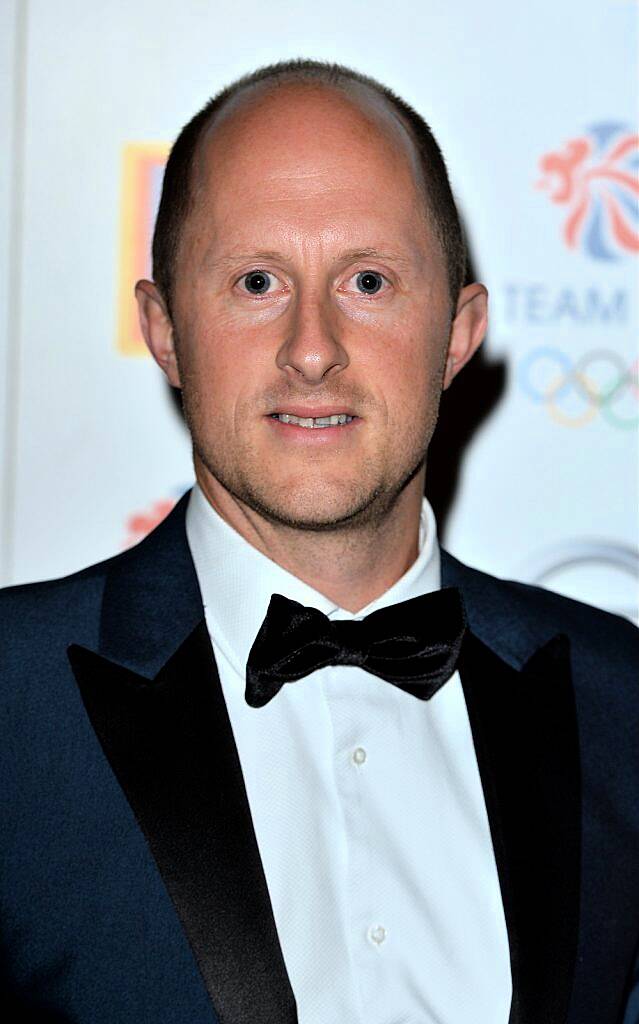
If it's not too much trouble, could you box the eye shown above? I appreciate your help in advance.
[239,270,280,296]
[354,270,386,295]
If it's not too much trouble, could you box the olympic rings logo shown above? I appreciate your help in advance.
[518,347,639,429]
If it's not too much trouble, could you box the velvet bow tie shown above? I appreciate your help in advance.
[245,588,467,708]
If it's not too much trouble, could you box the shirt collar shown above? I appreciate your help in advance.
[186,482,442,678]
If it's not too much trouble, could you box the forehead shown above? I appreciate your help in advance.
[189,81,429,246]
[197,79,421,170]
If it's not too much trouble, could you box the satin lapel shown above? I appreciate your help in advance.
[458,630,581,1024]
[68,620,297,1024]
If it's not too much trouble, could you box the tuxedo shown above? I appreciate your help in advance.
[1,491,638,1024]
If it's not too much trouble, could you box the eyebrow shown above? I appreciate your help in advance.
[204,247,414,273]
[205,250,293,272]
[336,247,414,268]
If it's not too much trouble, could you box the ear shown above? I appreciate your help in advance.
[442,283,488,390]
[135,279,182,388]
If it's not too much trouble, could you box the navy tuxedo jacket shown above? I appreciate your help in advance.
[1,492,638,1024]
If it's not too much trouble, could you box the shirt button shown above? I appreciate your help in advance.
[368,924,387,946]
[352,747,367,766]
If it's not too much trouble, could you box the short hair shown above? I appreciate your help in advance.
[152,59,467,316]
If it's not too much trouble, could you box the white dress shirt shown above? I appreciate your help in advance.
[186,484,511,1024]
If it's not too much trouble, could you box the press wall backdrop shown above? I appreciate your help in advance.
[1,0,637,621]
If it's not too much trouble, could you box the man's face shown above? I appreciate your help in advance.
[146,84,479,531]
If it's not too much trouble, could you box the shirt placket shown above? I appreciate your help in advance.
[325,666,393,1023]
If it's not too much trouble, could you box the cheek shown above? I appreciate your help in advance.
[178,315,272,432]
[368,323,447,427]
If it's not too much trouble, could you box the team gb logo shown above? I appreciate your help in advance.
[537,122,639,260]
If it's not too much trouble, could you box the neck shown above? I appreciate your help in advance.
[194,463,425,614]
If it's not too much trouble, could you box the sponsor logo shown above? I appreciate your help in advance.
[537,123,639,259]
[516,540,639,624]
[518,346,638,428]
[117,143,169,356]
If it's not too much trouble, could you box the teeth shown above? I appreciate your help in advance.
[274,413,354,427]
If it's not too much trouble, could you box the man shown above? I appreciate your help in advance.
[1,59,637,1024]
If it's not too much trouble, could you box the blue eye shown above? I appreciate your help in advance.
[356,271,384,294]
[243,271,272,294]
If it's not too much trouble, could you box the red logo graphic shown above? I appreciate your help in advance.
[123,498,177,549]
[537,123,639,259]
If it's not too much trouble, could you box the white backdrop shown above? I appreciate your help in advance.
[1,0,637,621]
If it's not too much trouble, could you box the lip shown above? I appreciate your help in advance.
[265,414,360,444]
[267,406,357,418]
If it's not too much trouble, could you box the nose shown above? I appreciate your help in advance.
[276,289,349,384]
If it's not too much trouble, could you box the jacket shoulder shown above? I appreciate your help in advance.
[0,492,193,676]
[0,544,140,674]
[1,551,113,629]
[441,548,638,671]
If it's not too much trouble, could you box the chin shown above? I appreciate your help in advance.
[195,445,397,531]
[239,478,390,533]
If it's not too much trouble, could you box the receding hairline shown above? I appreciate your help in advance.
[189,75,433,221]
[198,75,423,150]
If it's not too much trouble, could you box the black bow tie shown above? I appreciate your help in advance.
[245,588,467,708]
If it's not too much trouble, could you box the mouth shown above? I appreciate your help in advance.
[268,412,356,429]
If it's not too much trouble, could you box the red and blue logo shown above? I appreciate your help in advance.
[537,123,638,260]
